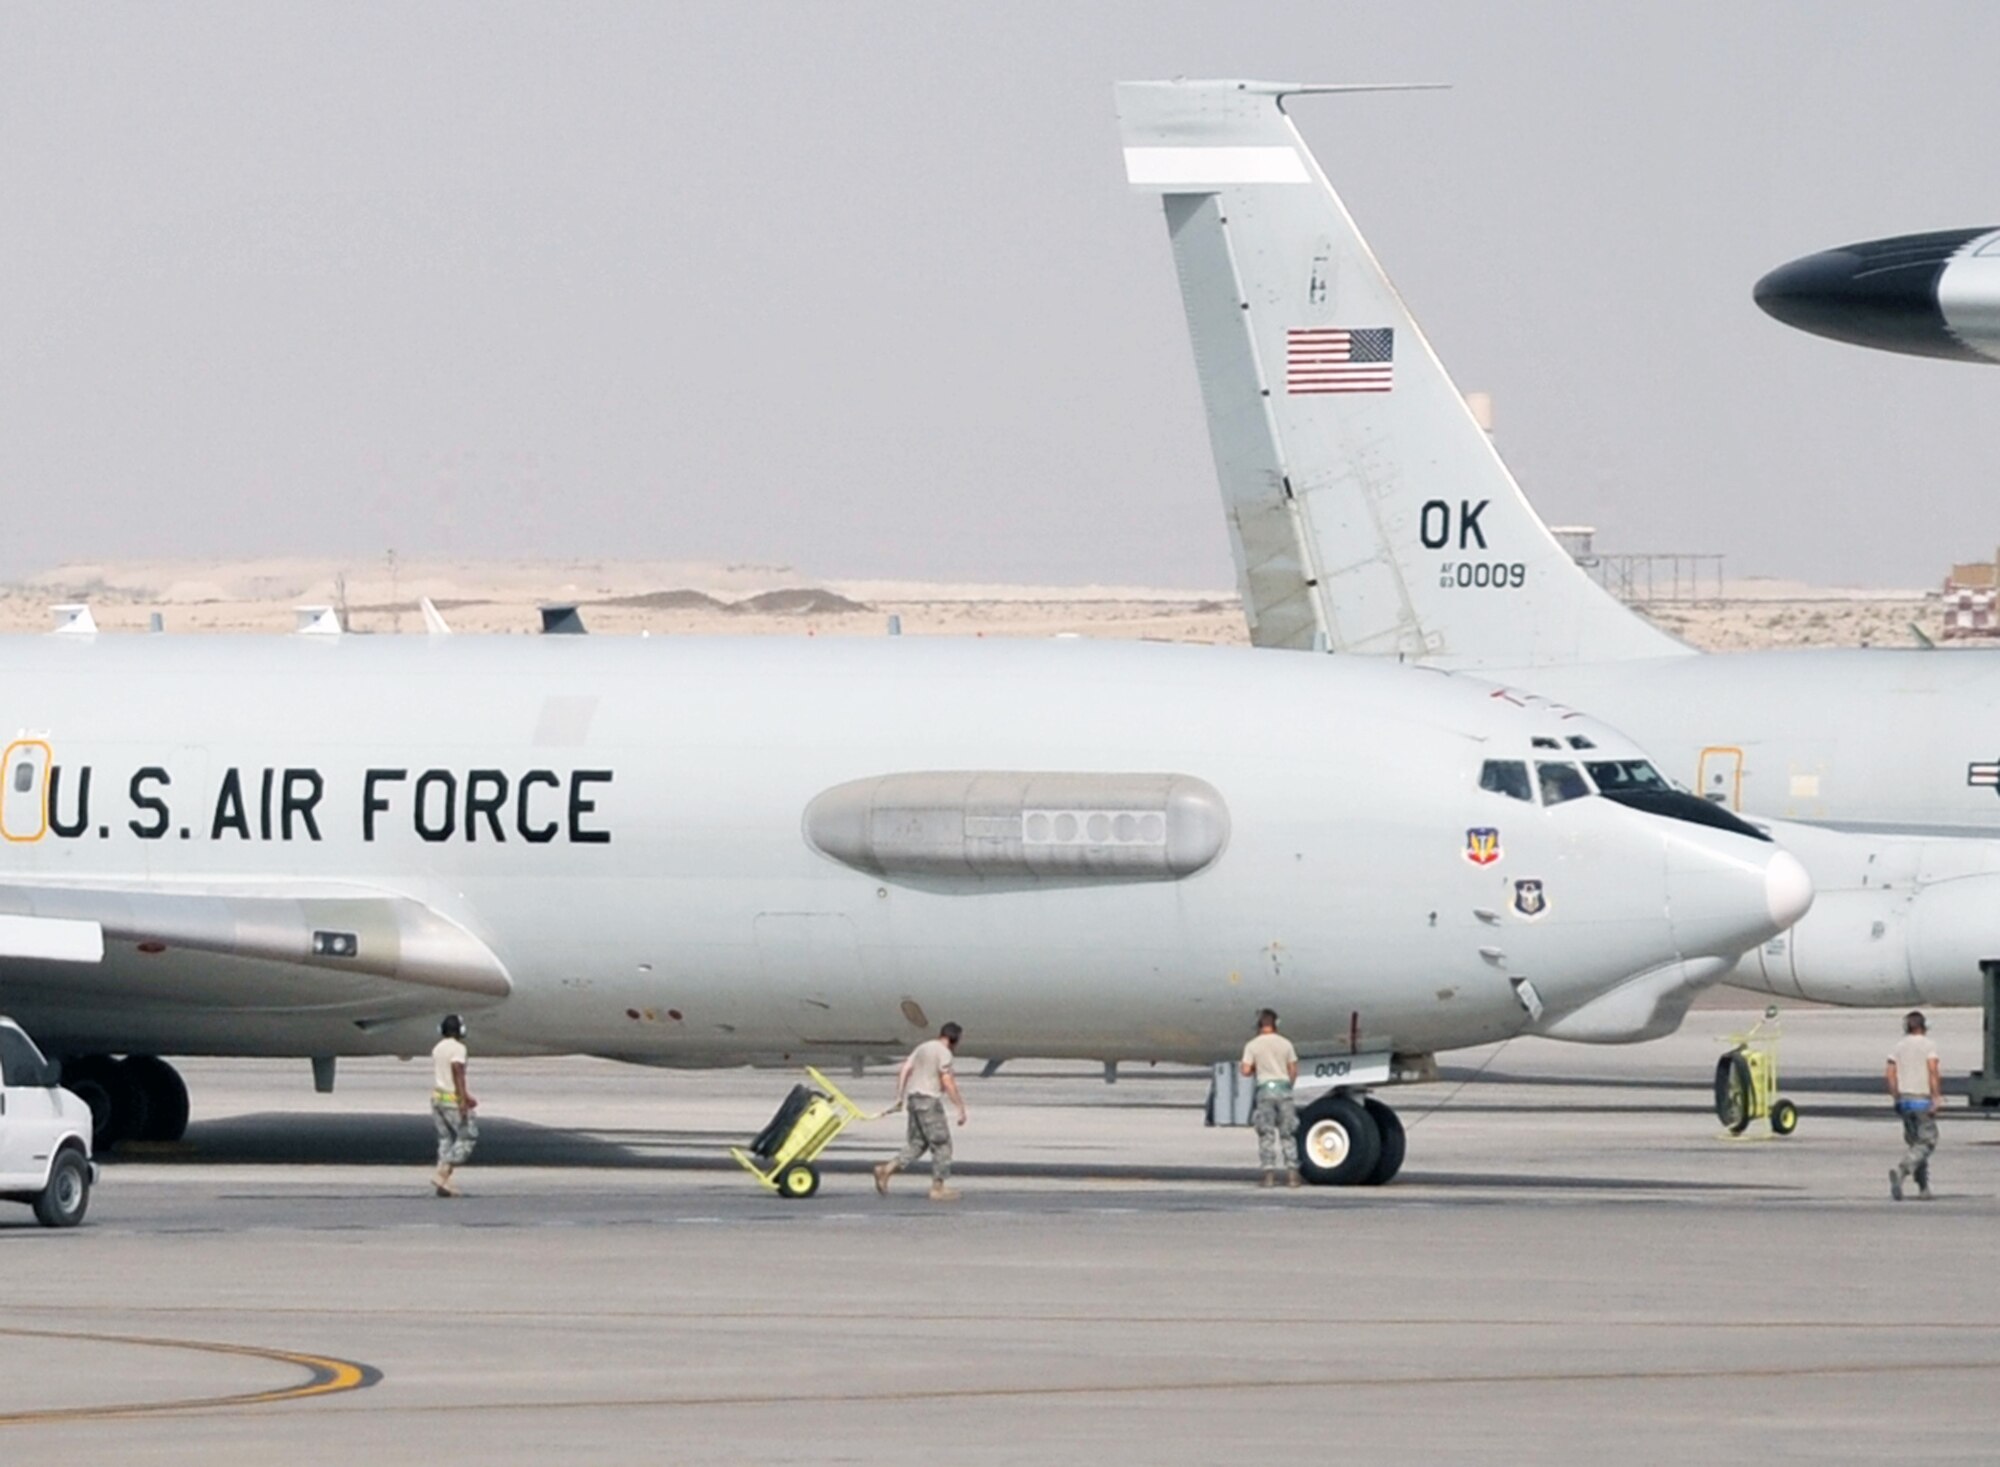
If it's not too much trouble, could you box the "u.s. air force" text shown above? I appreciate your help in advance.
[42,765,613,843]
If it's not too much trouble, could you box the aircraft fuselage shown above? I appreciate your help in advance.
[0,635,1787,1067]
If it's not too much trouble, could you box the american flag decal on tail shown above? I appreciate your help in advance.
[1286,327,1394,394]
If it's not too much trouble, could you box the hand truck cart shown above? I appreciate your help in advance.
[730,1066,885,1198]
[1714,1007,1799,1137]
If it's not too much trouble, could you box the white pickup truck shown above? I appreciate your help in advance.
[0,1017,96,1227]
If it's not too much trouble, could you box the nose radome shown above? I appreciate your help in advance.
[1764,848,1814,930]
[1754,229,1993,362]
[1664,830,1816,962]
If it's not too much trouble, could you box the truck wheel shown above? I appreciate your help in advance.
[777,1163,820,1199]
[1770,1098,1799,1136]
[1295,1094,1380,1186]
[34,1149,90,1228]
[1714,1052,1753,1135]
[1361,1098,1406,1185]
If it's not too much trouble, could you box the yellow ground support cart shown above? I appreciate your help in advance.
[730,1066,881,1198]
[1714,1007,1799,1137]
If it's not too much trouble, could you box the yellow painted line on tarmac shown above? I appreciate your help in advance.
[0,1327,379,1426]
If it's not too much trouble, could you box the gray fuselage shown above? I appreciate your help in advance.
[0,635,1788,1065]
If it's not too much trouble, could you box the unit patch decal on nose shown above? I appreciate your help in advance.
[1968,761,2000,793]
[1511,879,1547,919]
[1464,828,1502,866]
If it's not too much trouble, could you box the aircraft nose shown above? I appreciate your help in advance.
[1763,848,1813,931]
[1754,229,1991,362]
[1665,831,1815,961]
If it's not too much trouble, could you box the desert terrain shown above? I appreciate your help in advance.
[0,557,1951,651]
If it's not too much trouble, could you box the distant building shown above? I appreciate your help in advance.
[1552,526,1723,605]
[1942,552,2000,640]
[1548,525,1598,563]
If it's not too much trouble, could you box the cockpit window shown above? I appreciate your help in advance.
[1530,736,1561,750]
[1537,762,1590,805]
[1565,736,1596,750]
[1479,760,1533,802]
[1586,760,1672,794]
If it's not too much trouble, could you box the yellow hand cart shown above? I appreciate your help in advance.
[730,1066,886,1199]
[1714,1007,1799,1138]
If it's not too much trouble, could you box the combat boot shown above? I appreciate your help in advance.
[1260,1170,1278,1188]
[928,1182,960,1202]
[873,1162,896,1195]
[434,1164,460,1198]
[1287,1168,1303,1189]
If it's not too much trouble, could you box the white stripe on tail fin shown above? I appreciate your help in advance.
[1118,80,1687,668]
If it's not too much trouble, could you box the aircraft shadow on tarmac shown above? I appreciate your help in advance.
[1438,1066,1904,1095]
[98,1113,1787,1194]
[1434,1067,2000,1124]
[120,1113,750,1169]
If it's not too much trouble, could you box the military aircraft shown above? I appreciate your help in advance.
[1756,228,2000,363]
[1120,78,1993,1012]
[0,629,1802,1184]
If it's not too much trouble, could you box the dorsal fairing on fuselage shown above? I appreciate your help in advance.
[1119,79,1688,670]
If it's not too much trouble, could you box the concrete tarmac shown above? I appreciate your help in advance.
[4,1005,1998,1464]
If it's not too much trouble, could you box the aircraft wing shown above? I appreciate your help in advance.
[0,881,511,1018]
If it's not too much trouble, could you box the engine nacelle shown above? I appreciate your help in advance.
[1727,823,2000,1006]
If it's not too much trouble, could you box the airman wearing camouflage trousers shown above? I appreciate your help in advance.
[1241,1009,1301,1188]
[428,1013,478,1198]
[1887,1010,1942,1202]
[875,1022,969,1202]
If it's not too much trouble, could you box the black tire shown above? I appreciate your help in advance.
[776,1163,820,1199]
[1361,1098,1406,1185]
[749,1085,813,1159]
[33,1148,90,1228]
[60,1055,149,1150]
[1713,1051,1753,1135]
[121,1056,190,1142]
[1295,1093,1381,1186]
[1770,1098,1799,1137]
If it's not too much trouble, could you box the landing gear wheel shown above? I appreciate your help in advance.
[1770,1098,1799,1136]
[1361,1097,1406,1185]
[60,1056,150,1151]
[34,1149,91,1228]
[121,1056,190,1142]
[1713,1051,1753,1135]
[776,1163,821,1199]
[1295,1093,1381,1186]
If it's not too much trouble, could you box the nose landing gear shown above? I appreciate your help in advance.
[1295,1091,1406,1186]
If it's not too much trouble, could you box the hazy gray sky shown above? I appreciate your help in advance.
[4,4,1997,588]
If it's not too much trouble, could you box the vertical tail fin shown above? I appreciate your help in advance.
[1118,80,1686,667]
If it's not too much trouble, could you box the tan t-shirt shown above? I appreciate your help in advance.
[903,1038,955,1098]
[433,1037,468,1096]
[1241,1032,1298,1085]
[1889,1034,1939,1099]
